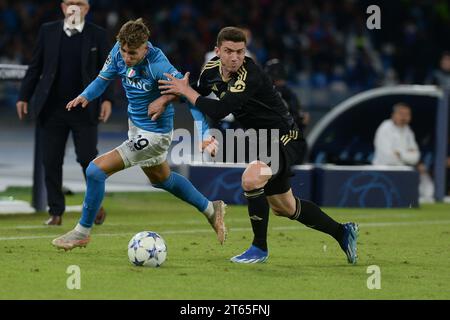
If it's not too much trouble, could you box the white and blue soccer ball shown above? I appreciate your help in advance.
[128,231,167,267]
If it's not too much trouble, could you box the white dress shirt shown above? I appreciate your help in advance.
[63,20,85,37]
[372,119,421,166]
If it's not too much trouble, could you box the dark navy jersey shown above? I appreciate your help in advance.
[194,56,298,135]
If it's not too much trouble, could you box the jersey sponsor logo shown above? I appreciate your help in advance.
[125,77,152,92]
[229,79,246,93]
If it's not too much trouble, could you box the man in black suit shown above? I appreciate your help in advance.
[16,0,112,225]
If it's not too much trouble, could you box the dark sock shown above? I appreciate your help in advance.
[291,198,344,243]
[244,188,269,252]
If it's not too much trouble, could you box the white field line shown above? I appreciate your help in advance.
[0,213,420,230]
[1,219,450,241]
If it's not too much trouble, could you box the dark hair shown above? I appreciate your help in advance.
[116,18,150,49]
[216,26,247,47]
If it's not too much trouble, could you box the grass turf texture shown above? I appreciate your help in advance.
[0,187,449,299]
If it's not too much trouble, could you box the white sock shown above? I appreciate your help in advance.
[75,223,92,236]
[203,201,214,218]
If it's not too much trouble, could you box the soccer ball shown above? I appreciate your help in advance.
[128,231,167,267]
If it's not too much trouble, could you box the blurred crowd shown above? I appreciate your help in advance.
[1,0,450,92]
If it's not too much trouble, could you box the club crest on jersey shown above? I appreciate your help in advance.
[230,79,246,93]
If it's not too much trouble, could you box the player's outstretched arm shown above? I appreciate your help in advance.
[160,72,249,120]
[159,72,200,105]
[66,95,89,111]
[67,76,112,111]
[148,94,178,121]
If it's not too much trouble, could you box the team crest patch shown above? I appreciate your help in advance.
[230,79,246,93]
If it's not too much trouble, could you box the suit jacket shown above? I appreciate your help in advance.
[18,20,113,123]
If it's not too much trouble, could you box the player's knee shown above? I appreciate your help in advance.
[247,160,272,176]
[241,175,261,191]
[242,173,268,191]
[242,163,270,191]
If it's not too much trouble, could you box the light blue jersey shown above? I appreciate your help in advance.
[98,41,180,133]
[81,41,209,136]
[72,43,213,234]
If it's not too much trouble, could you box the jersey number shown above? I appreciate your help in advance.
[134,136,149,150]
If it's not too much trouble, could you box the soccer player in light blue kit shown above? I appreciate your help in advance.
[52,19,226,250]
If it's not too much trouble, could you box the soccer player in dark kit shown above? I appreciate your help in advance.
[155,26,359,264]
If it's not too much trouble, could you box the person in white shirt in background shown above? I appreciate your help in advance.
[372,102,435,202]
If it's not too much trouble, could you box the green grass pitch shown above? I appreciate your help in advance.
[0,187,449,299]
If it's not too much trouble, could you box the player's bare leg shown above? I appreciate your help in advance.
[91,149,126,175]
[52,150,124,251]
[266,189,296,217]
[142,161,227,244]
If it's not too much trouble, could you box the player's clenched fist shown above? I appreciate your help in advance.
[201,136,219,157]
[66,95,89,111]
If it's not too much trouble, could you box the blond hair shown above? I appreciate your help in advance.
[116,18,150,49]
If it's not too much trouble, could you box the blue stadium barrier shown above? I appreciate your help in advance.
[314,165,419,208]
[187,163,418,207]
[290,165,314,201]
[188,163,314,205]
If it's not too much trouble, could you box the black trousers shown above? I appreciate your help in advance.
[39,107,98,216]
